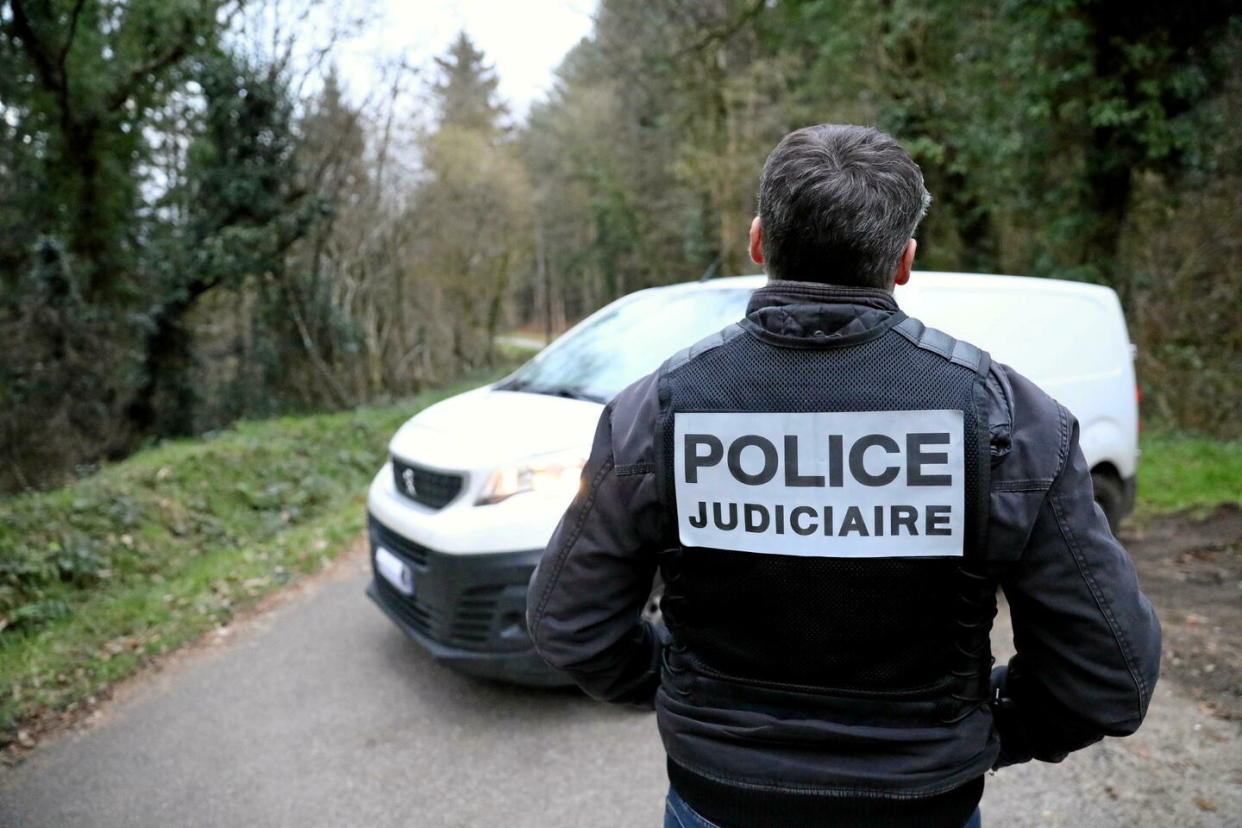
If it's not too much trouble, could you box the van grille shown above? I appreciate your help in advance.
[372,572,513,651]
[452,585,506,645]
[391,456,464,509]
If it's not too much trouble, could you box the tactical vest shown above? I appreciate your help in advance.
[654,313,997,722]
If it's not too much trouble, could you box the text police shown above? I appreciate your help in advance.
[673,409,965,558]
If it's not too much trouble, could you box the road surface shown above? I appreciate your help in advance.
[1,547,1237,827]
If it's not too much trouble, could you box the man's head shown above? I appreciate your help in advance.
[750,124,931,290]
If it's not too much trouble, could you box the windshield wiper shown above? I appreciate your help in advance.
[496,377,530,392]
[501,380,604,403]
[542,386,605,403]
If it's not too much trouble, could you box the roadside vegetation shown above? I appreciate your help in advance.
[0,372,503,748]
[1135,431,1242,518]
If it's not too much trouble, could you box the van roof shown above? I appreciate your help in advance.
[647,271,1130,389]
[664,271,1118,303]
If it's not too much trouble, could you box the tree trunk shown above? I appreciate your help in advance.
[127,295,198,438]
[1082,125,1134,301]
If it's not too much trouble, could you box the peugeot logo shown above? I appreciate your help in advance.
[401,467,417,496]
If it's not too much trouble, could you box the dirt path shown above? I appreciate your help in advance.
[1123,505,1242,721]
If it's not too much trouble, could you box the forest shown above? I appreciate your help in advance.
[1,0,1239,494]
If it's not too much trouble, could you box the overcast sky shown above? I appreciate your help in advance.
[334,0,596,119]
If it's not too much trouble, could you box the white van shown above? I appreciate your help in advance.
[365,273,1139,684]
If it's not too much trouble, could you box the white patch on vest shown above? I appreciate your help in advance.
[674,410,965,558]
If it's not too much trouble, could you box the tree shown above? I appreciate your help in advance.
[0,0,231,489]
[415,125,532,364]
[0,1,321,490]
[133,48,320,435]
[2,0,226,300]
[414,34,530,366]
[433,31,507,134]
[995,0,1240,294]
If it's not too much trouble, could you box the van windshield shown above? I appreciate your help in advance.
[498,287,753,403]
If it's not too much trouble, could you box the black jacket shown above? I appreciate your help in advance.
[526,280,1161,824]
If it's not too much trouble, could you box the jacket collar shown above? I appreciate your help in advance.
[745,280,899,315]
[741,279,904,349]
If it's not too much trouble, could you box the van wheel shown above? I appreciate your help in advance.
[643,577,664,626]
[1091,470,1125,533]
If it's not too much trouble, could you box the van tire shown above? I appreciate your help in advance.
[644,576,664,626]
[1091,470,1125,533]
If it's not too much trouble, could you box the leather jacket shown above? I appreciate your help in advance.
[527,280,1161,825]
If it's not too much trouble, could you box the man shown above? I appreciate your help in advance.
[526,124,1161,828]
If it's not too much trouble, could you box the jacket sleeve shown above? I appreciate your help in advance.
[525,371,666,707]
[992,386,1162,768]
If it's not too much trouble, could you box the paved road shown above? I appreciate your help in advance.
[1,548,1238,827]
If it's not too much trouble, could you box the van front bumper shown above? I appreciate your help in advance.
[365,514,570,687]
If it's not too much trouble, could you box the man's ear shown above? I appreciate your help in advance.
[892,239,916,287]
[749,216,764,264]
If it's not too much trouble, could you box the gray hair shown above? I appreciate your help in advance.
[757,124,931,289]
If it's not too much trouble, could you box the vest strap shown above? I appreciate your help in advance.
[893,316,988,374]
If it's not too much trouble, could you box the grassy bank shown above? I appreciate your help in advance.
[1135,430,1242,518]
[0,372,501,745]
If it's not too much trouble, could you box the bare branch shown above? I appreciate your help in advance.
[105,24,194,111]
[105,1,229,112]
[56,0,88,72]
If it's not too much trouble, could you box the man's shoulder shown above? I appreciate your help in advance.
[892,315,989,374]
[885,316,1070,485]
[886,313,1069,484]
[607,317,746,468]
[660,322,747,376]
[986,361,1072,486]
[605,370,662,471]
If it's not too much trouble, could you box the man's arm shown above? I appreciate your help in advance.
[993,382,1162,767]
[526,372,665,706]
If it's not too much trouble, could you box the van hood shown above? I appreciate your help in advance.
[388,385,604,472]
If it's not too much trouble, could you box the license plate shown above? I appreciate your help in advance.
[375,546,414,596]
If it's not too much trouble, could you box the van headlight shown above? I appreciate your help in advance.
[477,449,587,505]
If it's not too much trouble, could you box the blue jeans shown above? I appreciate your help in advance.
[664,787,719,828]
[664,787,983,828]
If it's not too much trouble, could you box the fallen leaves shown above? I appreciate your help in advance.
[1199,728,1230,744]
[1193,797,1217,812]
[98,636,146,661]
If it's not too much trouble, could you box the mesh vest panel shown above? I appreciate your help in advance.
[658,322,990,695]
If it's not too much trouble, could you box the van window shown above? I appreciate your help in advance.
[499,288,752,402]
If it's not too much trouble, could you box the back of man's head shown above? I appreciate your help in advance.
[757,124,931,289]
